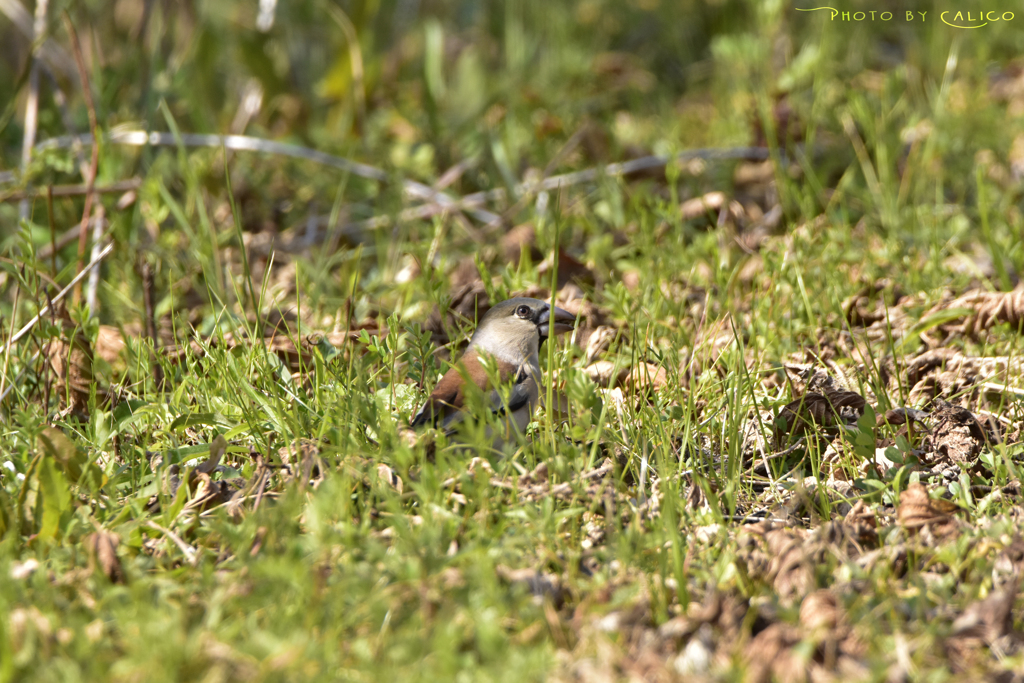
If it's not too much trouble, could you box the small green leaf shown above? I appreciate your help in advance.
[314,335,341,362]
[884,446,904,465]
[37,458,72,541]
[857,404,877,432]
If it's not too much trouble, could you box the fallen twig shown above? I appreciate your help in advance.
[461,146,774,208]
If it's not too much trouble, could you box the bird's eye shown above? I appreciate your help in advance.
[516,305,532,318]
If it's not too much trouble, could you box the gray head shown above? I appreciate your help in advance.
[469,297,576,362]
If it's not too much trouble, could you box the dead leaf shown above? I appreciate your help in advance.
[765,527,816,602]
[197,435,227,475]
[583,362,667,394]
[583,326,618,364]
[950,581,1019,646]
[585,361,626,388]
[920,284,1024,337]
[537,249,595,289]
[799,589,840,633]
[680,191,732,223]
[775,387,866,439]
[743,622,804,683]
[500,223,542,264]
[86,530,127,584]
[897,482,960,538]
[46,309,94,418]
[625,363,669,393]
[928,400,987,466]
[877,407,930,430]
[95,325,126,364]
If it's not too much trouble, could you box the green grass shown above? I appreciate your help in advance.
[3,0,1024,680]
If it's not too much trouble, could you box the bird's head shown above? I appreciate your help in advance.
[470,297,576,362]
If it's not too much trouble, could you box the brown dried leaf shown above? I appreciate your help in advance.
[625,363,669,393]
[929,284,1024,336]
[949,582,1019,646]
[583,362,667,395]
[680,191,727,221]
[583,326,618,364]
[196,435,227,475]
[876,407,930,430]
[765,527,816,602]
[86,530,126,584]
[905,348,962,386]
[799,589,840,633]
[897,482,960,538]
[584,361,627,388]
[95,325,126,365]
[182,472,240,515]
[46,311,94,417]
[537,249,596,289]
[500,223,542,264]
[512,458,615,505]
[928,400,987,466]
[843,500,879,550]
[743,622,804,683]
[775,386,866,439]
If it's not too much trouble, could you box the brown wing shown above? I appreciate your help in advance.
[409,349,521,429]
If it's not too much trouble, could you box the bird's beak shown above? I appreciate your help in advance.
[538,305,576,339]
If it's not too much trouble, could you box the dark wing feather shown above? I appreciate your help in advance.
[490,367,533,417]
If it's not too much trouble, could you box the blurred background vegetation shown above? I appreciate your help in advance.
[3,0,1022,311]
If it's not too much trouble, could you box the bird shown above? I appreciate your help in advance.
[410,297,576,442]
